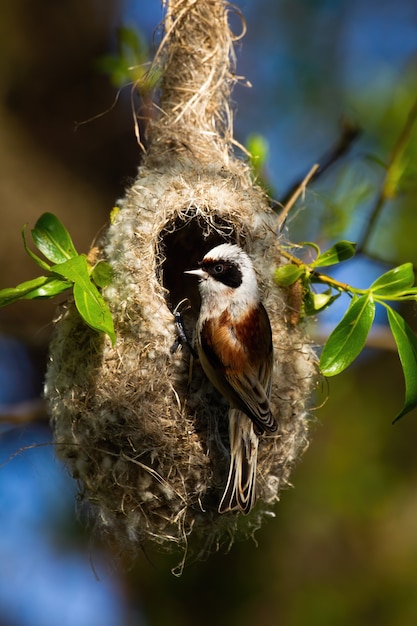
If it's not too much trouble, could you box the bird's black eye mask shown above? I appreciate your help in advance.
[200,259,243,288]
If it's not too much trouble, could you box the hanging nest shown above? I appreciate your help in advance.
[45,0,317,571]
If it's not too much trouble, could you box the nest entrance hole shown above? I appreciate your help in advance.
[157,208,237,327]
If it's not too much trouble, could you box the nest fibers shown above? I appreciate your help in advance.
[45,0,317,571]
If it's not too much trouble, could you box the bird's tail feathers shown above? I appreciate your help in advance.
[218,410,258,515]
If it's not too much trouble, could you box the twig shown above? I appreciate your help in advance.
[357,96,417,254]
[277,163,319,231]
[280,118,361,206]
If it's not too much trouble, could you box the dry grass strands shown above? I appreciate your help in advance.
[45,0,317,572]
[148,0,243,166]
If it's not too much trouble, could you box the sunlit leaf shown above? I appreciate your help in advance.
[50,255,92,286]
[110,206,120,224]
[96,26,158,90]
[51,255,115,344]
[299,241,321,257]
[0,276,63,306]
[31,213,78,264]
[370,263,415,296]
[22,226,51,272]
[247,134,269,169]
[320,295,375,376]
[387,307,417,422]
[394,287,417,297]
[314,240,357,267]
[303,289,340,315]
[274,264,305,287]
[23,277,71,299]
[73,283,116,345]
[91,261,113,288]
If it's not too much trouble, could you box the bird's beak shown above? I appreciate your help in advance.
[184,268,207,279]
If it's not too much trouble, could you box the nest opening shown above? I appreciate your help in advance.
[156,206,239,326]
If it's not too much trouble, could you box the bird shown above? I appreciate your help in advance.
[185,243,277,514]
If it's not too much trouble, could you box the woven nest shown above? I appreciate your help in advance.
[44,0,317,572]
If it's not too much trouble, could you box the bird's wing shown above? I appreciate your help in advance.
[199,305,276,434]
[223,366,276,434]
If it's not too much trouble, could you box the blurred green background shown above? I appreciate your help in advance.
[1,0,417,624]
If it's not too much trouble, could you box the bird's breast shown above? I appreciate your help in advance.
[199,306,272,374]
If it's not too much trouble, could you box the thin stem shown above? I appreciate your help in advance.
[279,247,356,293]
[280,118,360,206]
[311,270,357,293]
[277,164,319,230]
[357,95,417,253]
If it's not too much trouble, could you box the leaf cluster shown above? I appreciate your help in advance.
[0,213,115,345]
[275,241,417,422]
[96,26,160,92]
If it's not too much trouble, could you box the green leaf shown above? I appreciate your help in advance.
[320,295,376,376]
[50,255,92,286]
[22,226,51,272]
[370,263,415,296]
[387,307,417,422]
[91,261,113,288]
[96,27,158,90]
[274,264,305,287]
[119,25,146,58]
[303,289,341,315]
[51,255,116,344]
[0,276,50,305]
[0,276,71,306]
[73,283,116,345]
[247,134,269,169]
[31,213,78,264]
[22,277,71,299]
[298,241,321,257]
[313,240,357,267]
[393,287,417,298]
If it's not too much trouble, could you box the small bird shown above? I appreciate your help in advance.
[185,243,277,514]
